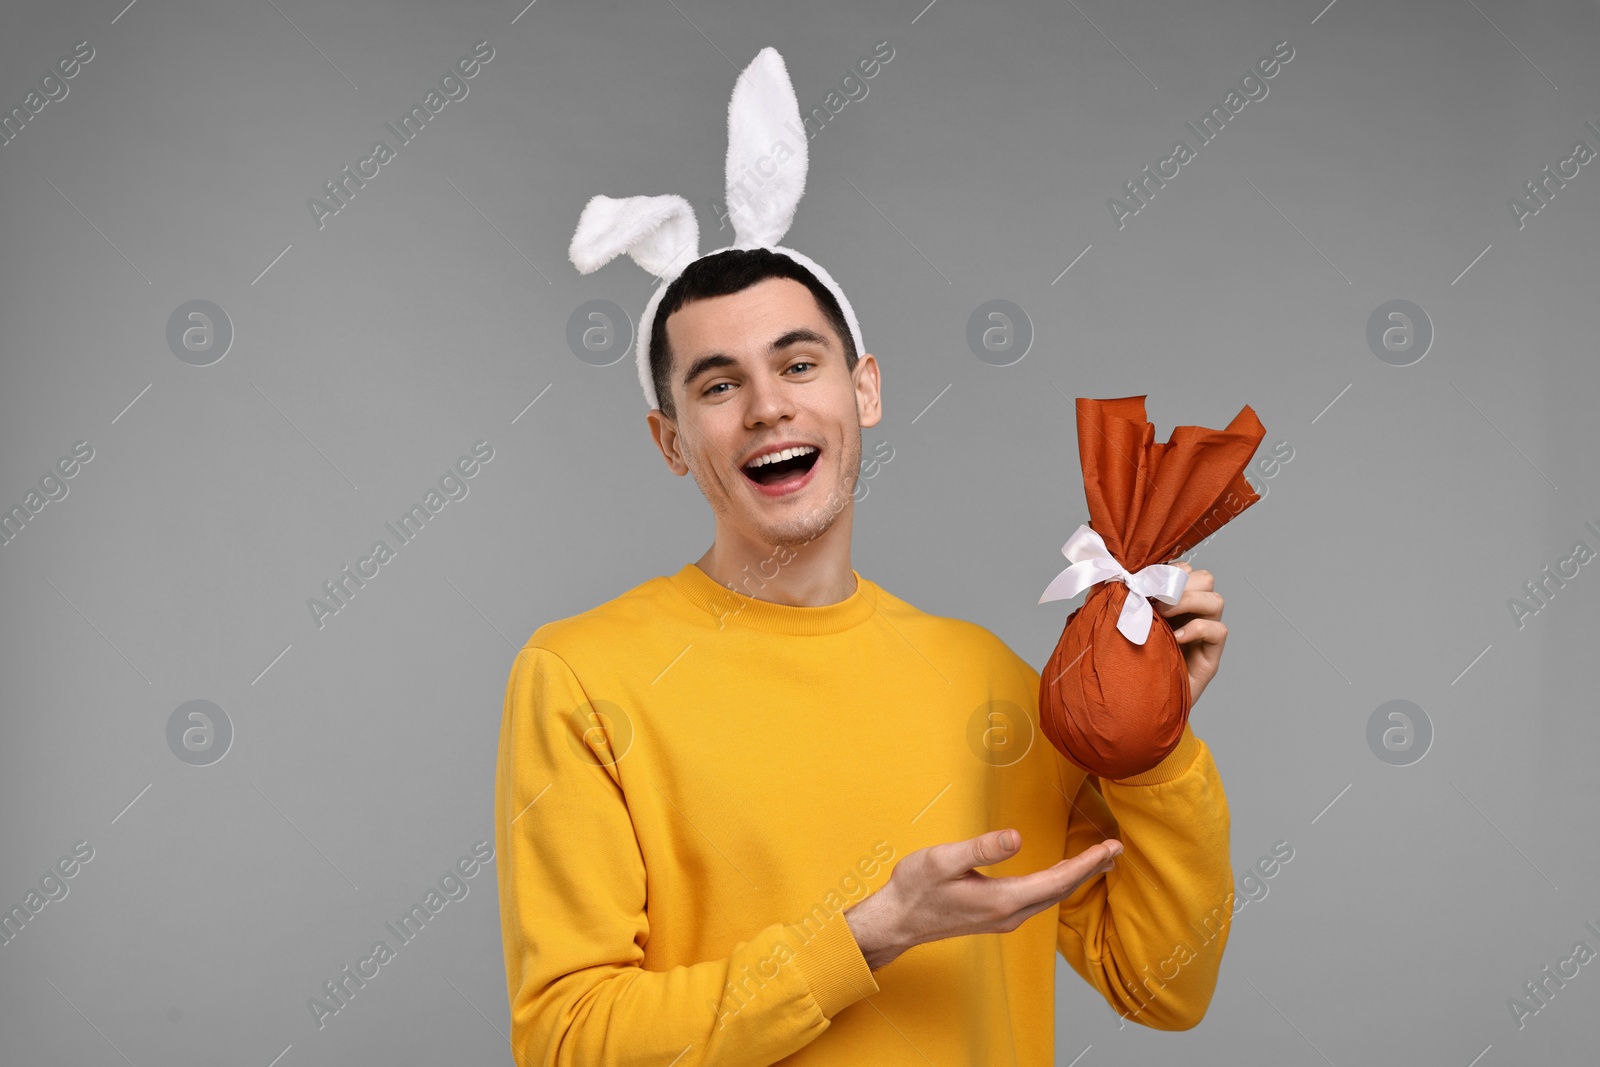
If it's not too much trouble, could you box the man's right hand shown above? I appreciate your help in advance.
[843,829,1123,971]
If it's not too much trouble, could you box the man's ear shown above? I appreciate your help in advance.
[647,409,690,475]
[853,353,882,429]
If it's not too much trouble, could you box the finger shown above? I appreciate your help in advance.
[1005,882,1099,930]
[989,840,1122,911]
[1003,848,1121,917]
[1173,618,1227,645]
[944,828,1021,877]
[1157,590,1223,620]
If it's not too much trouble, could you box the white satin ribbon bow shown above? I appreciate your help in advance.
[1038,523,1190,645]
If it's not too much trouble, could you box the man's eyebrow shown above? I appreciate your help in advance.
[680,328,834,391]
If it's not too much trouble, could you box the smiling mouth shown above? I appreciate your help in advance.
[741,446,821,489]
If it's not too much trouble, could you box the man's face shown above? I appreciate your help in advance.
[647,276,881,550]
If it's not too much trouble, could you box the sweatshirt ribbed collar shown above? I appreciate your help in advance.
[666,562,880,636]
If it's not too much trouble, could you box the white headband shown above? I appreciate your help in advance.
[566,46,866,411]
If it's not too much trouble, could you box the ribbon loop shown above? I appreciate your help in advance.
[1038,524,1189,645]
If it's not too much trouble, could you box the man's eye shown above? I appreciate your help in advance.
[705,363,812,396]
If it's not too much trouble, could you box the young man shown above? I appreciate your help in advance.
[495,248,1234,1065]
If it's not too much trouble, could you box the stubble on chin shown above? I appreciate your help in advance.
[763,502,834,549]
[769,439,861,549]
[685,433,863,553]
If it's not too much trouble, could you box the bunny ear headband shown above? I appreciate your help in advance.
[567,46,866,411]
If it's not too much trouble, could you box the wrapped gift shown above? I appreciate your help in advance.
[1038,395,1265,780]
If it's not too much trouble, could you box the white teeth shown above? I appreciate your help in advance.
[746,445,817,469]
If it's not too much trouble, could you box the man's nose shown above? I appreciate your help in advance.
[744,372,796,425]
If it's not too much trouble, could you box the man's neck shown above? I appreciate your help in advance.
[694,522,858,608]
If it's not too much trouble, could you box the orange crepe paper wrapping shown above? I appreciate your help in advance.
[1039,395,1265,781]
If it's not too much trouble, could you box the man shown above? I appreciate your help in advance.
[495,247,1234,1065]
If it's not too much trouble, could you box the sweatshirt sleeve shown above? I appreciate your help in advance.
[1052,721,1233,1030]
[495,646,880,1067]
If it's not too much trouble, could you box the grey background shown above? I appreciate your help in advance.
[2,0,1597,1064]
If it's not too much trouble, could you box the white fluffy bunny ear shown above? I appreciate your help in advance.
[725,47,808,248]
[568,193,700,281]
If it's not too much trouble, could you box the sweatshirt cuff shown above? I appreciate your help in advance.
[785,912,879,1019]
[1108,722,1202,786]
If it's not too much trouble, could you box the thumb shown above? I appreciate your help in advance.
[970,829,1020,870]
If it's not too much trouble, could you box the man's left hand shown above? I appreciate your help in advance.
[1155,561,1227,707]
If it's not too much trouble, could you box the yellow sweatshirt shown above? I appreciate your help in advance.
[495,563,1232,1066]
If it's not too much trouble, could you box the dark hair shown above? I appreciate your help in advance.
[649,247,858,419]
